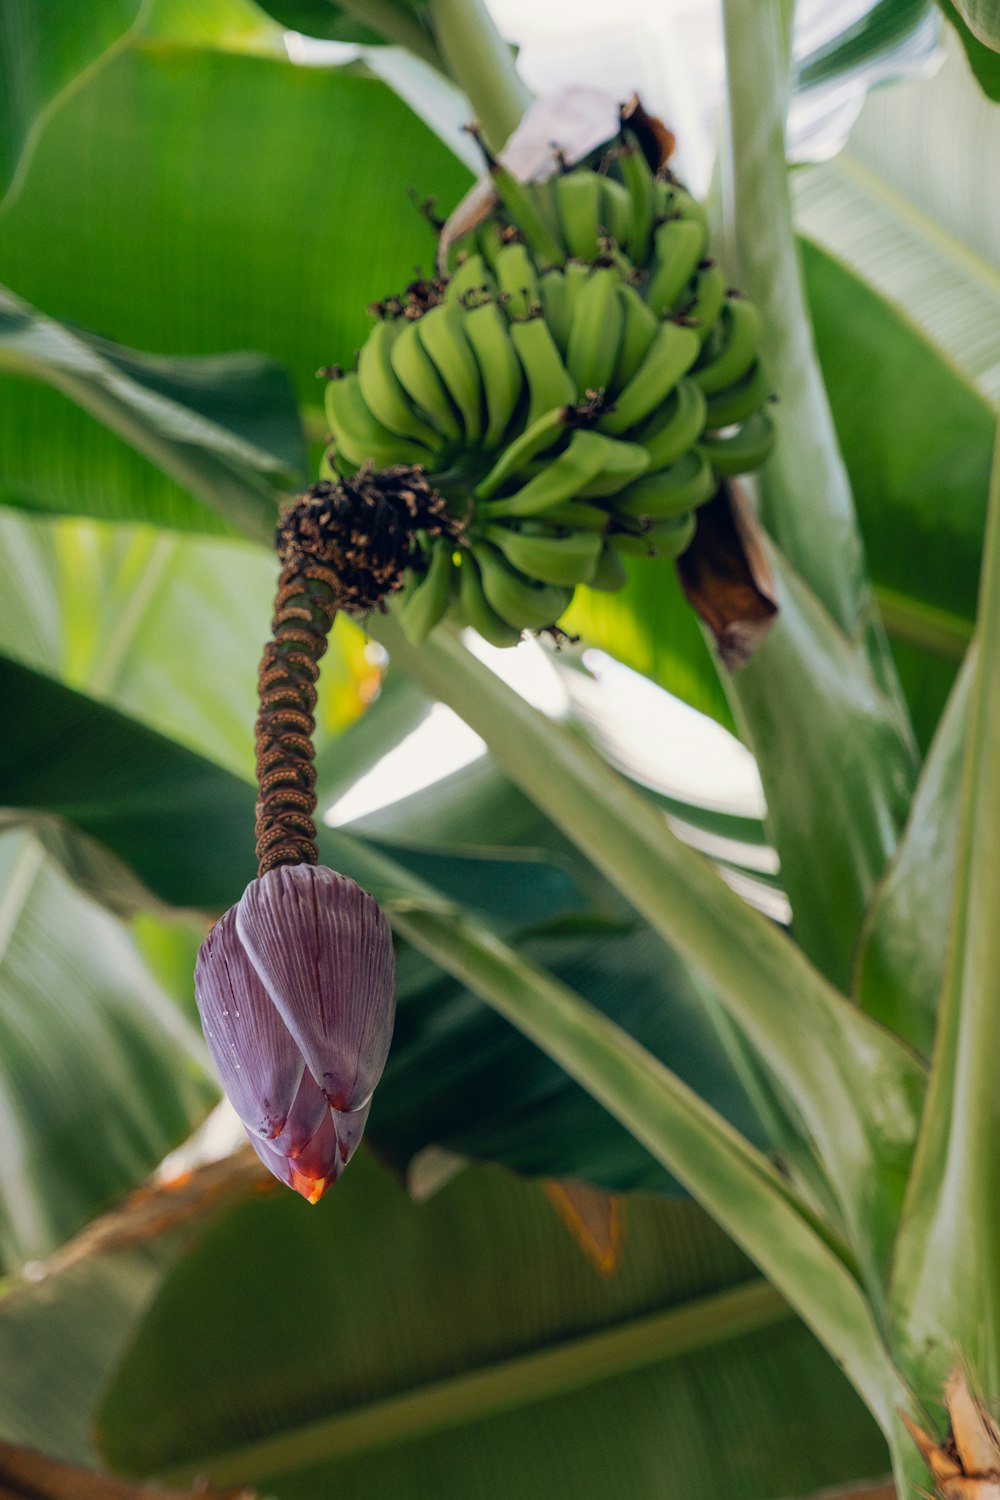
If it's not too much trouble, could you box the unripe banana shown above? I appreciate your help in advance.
[554,169,603,262]
[612,282,660,391]
[474,405,571,501]
[447,252,496,308]
[637,378,707,469]
[565,266,623,396]
[538,269,570,351]
[487,157,566,269]
[609,516,696,559]
[486,522,602,586]
[646,218,706,316]
[612,448,715,519]
[647,510,697,557]
[389,316,463,444]
[358,319,442,448]
[576,436,650,497]
[325,372,429,471]
[704,360,771,428]
[686,262,727,345]
[590,541,628,591]
[399,537,455,643]
[543,500,615,530]
[509,314,577,427]
[477,428,616,518]
[697,410,775,475]
[655,180,709,237]
[463,299,524,449]
[600,176,633,248]
[417,302,485,445]
[457,548,523,647]
[475,217,505,270]
[475,541,573,629]
[617,132,656,263]
[693,297,761,395]
[598,321,701,436]
[493,240,542,322]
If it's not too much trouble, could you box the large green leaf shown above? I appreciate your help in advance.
[888,427,1000,1412]
[0,1155,889,1499]
[0,284,305,538]
[0,508,371,780]
[854,650,973,1055]
[104,1163,884,1496]
[0,0,145,206]
[0,828,215,1270]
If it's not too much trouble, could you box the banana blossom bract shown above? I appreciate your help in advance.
[194,864,396,1203]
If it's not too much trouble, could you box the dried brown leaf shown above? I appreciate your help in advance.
[675,481,778,670]
[0,1442,256,1500]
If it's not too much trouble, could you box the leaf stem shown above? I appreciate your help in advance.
[424,0,531,150]
[887,418,1000,1403]
[336,0,446,71]
[373,614,925,1290]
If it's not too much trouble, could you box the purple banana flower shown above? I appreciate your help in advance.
[194,864,396,1204]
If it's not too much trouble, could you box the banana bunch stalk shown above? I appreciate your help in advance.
[320,109,775,646]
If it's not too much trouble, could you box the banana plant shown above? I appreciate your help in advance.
[0,0,999,1496]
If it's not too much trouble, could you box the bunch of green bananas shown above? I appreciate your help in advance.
[322,127,774,647]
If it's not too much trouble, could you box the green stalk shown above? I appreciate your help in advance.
[888,421,1000,1408]
[372,614,925,1292]
[720,0,896,689]
[335,0,447,71]
[425,0,531,150]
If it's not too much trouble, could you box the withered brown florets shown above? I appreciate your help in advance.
[277,465,457,615]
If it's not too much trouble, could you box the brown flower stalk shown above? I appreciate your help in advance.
[253,467,455,876]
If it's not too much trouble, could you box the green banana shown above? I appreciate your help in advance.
[704,360,771,428]
[565,266,623,396]
[446,252,496,308]
[598,321,701,436]
[417,302,484,445]
[600,176,633,248]
[554,169,603,262]
[698,410,775,475]
[457,549,523,647]
[486,521,601,586]
[399,538,455,643]
[477,428,616,518]
[655,180,709,236]
[612,448,715,519]
[475,542,573,629]
[576,436,650,496]
[509,314,577,426]
[357,318,442,448]
[324,372,429,471]
[686,261,727,345]
[637,377,707,469]
[538,269,570,351]
[389,316,463,444]
[475,217,505,271]
[462,299,523,449]
[612,282,660,391]
[494,240,542,321]
[542,500,614,530]
[590,541,628,591]
[645,218,706,316]
[487,157,565,269]
[647,510,697,557]
[693,297,761,394]
[473,406,571,501]
[617,132,656,263]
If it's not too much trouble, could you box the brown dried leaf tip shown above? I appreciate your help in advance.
[904,1366,1000,1498]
